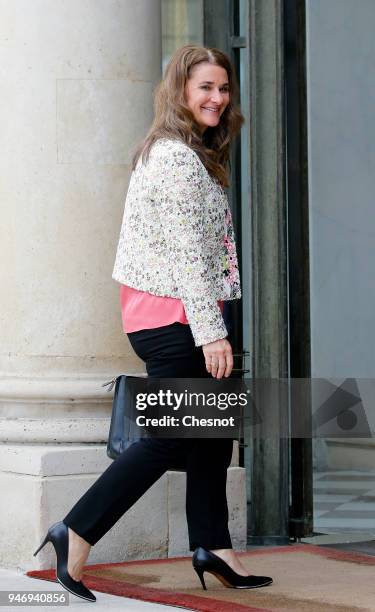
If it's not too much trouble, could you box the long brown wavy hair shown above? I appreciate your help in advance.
[131,45,244,187]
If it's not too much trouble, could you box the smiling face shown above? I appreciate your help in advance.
[184,62,230,133]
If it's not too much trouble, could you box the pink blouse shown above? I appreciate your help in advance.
[120,284,224,333]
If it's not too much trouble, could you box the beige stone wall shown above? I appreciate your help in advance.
[1,0,162,382]
[0,0,162,569]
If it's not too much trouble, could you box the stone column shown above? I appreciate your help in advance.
[0,0,162,569]
[246,0,290,545]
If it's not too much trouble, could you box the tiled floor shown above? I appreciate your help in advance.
[313,470,375,536]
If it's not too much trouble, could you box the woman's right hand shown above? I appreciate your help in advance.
[202,338,233,379]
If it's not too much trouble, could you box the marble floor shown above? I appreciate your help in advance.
[313,470,375,537]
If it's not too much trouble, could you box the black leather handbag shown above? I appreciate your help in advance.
[103,374,143,460]
[103,350,250,461]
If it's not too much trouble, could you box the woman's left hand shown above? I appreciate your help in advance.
[202,338,233,379]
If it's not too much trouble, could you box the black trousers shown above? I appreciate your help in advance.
[63,322,233,551]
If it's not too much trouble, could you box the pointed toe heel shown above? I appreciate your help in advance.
[33,521,96,603]
[192,547,273,590]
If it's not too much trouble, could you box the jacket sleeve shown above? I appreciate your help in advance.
[153,144,228,347]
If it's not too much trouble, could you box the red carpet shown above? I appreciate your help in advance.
[27,544,375,611]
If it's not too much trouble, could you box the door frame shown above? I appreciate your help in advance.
[203,0,313,541]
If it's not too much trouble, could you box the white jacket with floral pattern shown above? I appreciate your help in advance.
[112,138,241,347]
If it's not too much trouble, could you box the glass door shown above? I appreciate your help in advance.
[161,0,204,69]
[304,0,375,550]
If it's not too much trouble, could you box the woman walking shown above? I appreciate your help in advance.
[34,45,273,602]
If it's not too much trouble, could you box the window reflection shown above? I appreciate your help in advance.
[162,0,204,72]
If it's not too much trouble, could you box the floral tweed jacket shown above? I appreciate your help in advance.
[112,138,241,347]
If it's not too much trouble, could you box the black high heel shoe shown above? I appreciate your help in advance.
[192,547,273,590]
[33,521,96,602]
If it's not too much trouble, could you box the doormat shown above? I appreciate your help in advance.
[27,544,375,612]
